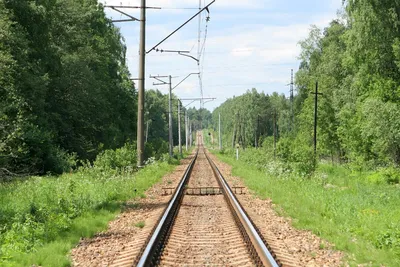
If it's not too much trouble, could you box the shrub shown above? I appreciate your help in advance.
[382,167,400,185]
[94,142,137,172]
[145,138,168,160]
[366,171,386,185]
[290,142,316,176]
[0,143,176,265]
[375,224,400,251]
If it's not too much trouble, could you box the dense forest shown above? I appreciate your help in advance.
[0,0,136,175]
[212,0,400,174]
[0,0,209,177]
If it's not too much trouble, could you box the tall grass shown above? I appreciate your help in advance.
[0,143,181,266]
[216,149,400,266]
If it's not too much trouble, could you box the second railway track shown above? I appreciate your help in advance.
[134,133,281,267]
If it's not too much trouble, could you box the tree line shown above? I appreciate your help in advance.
[144,89,211,158]
[212,0,400,172]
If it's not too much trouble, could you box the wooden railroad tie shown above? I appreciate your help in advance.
[161,186,245,196]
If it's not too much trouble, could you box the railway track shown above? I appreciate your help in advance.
[132,133,282,267]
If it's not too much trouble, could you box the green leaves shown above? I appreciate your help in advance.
[0,0,136,175]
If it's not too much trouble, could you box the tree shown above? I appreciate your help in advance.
[0,0,136,175]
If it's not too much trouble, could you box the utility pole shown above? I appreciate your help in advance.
[190,121,193,147]
[145,120,149,143]
[168,75,173,156]
[143,0,215,157]
[149,75,174,157]
[311,81,323,156]
[274,109,277,159]
[185,110,188,151]
[219,113,222,150]
[290,69,294,131]
[105,3,163,167]
[178,100,182,155]
[105,3,145,166]
[256,115,260,148]
[136,0,146,167]
[232,113,238,148]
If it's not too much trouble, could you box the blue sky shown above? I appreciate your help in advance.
[100,0,343,110]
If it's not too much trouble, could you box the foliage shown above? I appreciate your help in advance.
[211,1,400,172]
[188,107,212,132]
[0,0,136,175]
[212,89,287,149]
[0,144,178,266]
[144,89,197,154]
[216,152,400,266]
[94,142,137,173]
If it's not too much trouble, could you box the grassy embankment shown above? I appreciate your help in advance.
[0,145,188,267]
[215,149,400,267]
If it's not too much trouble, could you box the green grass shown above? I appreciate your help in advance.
[215,152,400,267]
[134,221,145,229]
[11,209,118,267]
[0,158,178,266]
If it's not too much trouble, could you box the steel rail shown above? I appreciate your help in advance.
[204,151,280,267]
[136,149,199,267]
[135,146,279,266]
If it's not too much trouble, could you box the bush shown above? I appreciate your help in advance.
[44,147,77,175]
[276,137,292,162]
[0,143,177,265]
[382,167,400,184]
[94,142,137,172]
[276,135,316,176]
[290,142,316,176]
[366,171,386,185]
[219,148,227,155]
[375,224,400,251]
[144,138,168,160]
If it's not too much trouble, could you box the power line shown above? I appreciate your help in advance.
[198,8,210,109]
[146,1,215,54]
[126,48,297,56]
[197,0,203,109]
[160,7,200,10]
[203,82,286,88]
[144,62,294,72]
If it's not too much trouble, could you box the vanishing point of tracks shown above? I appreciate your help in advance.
[134,135,281,267]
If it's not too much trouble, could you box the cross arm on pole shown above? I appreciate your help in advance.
[104,5,161,9]
[111,19,138,23]
[178,52,199,63]
[310,81,323,96]
[109,7,140,21]
[180,97,216,101]
[156,49,190,53]
[155,49,199,63]
[149,75,170,86]
[149,75,169,78]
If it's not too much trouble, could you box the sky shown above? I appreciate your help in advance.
[100,0,343,111]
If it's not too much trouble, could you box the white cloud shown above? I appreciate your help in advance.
[101,0,341,110]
